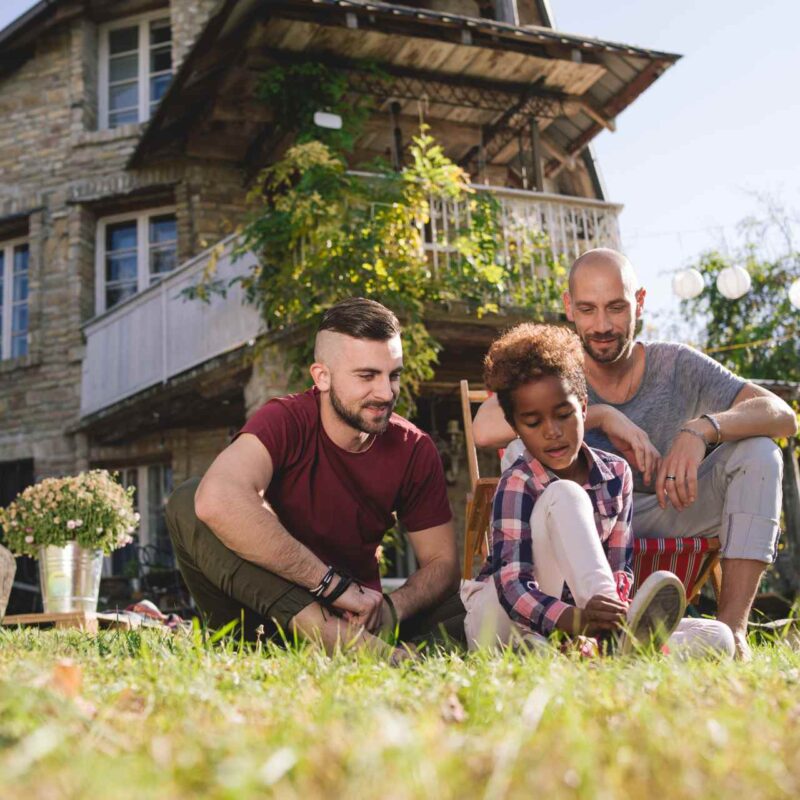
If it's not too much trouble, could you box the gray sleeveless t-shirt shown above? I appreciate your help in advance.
[584,342,745,494]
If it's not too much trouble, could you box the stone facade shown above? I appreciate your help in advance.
[0,0,239,487]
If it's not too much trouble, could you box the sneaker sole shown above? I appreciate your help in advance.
[620,573,686,654]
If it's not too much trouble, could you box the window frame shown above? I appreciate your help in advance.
[0,236,30,361]
[97,10,173,131]
[95,206,178,315]
[102,463,174,577]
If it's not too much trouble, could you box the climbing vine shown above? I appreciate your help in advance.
[193,62,566,415]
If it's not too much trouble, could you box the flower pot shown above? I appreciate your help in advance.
[38,542,104,613]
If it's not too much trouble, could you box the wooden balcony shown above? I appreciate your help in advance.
[426,184,622,284]
[80,236,262,419]
[80,189,621,418]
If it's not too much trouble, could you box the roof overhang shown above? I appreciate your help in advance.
[130,0,680,178]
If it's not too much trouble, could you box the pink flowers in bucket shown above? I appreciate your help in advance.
[0,470,138,557]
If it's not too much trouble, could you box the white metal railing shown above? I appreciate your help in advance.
[80,235,262,418]
[427,185,622,286]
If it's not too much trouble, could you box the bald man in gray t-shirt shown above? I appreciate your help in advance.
[583,340,784,562]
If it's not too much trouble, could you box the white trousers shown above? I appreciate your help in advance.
[462,481,734,658]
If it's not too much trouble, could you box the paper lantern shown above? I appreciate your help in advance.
[672,268,704,300]
[789,277,800,310]
[716,265,751,299]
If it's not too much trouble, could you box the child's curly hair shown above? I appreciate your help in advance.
[484,323,587,426]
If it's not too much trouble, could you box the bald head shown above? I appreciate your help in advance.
[568,248,639,297]
[564,248,644,365]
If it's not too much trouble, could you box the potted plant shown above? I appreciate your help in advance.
[0,470,138,613]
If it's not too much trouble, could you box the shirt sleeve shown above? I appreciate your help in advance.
[396,434,453,532]
[491,471,571,637]
[678,345,746,415]
[605,461,634,604]
[237,397,305,474]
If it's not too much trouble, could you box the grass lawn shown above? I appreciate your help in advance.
[0,626,798,800]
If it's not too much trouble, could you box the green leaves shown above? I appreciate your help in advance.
[681,248,800,382]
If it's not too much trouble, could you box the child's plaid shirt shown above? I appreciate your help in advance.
[476,444,633,637]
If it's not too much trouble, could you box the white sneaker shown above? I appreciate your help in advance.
[619,571,686,654]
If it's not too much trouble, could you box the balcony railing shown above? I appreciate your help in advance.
[427,185,622,285]
[80,188,621,417]
[80,236,262,418]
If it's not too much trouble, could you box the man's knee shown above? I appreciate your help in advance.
[727,437,783,481]
[165,477,202,548]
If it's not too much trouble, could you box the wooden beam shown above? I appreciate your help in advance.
[539,136,576,171]
[529,117,544,191]
[576,100,616,132]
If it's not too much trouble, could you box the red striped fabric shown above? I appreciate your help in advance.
[632,537,715,597]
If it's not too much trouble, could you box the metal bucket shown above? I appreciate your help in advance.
[38,543,104,613]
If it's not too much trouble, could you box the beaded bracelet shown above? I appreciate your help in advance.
[678,427,709,447]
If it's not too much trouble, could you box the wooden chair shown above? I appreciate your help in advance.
[459,380,722,603]
[460,380,499,580]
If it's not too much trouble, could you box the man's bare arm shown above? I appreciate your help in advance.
[195,434,384,626]
[472,395,515,448]
[686,382,798,442]
[387,521,460,623]
[657,383,798,510]
[195,434,330,588]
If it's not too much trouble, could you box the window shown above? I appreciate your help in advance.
[0,239,29,360]
[96,208,177,313]
[107,463,174,576]
[99,14,173,130]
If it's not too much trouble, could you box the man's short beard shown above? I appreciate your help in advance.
[329,382,396,435]
[580,329,634,364]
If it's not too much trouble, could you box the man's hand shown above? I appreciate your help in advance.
[598,406,661,486]
[656,430,707,510]
[331,581,385,632]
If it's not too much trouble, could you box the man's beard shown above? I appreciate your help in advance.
[579,329,634,364]
[329,382,397,435]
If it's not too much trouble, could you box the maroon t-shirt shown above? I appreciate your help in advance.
[238,388,452,590]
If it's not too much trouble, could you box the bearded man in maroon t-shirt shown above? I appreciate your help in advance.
[166,297,465,661]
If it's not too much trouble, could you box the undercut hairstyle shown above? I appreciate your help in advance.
[484,323,587,426]
[317,297,401,341]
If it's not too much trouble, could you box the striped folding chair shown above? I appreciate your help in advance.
[633,536,722,602]
[460,380,723,603]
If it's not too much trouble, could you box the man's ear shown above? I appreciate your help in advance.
[563,290,574,322]
[634,287,646,319]
[581,396,588,420]
[309,362,330,392]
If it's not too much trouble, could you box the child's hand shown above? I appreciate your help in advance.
[578,594,627,636]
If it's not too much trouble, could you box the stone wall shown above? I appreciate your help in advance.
[0,0,243,485]
[89,426,232,487]
[171,0,222,68]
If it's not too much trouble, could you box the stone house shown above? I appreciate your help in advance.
[0,0,680,602]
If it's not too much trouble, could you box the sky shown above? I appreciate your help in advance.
[1,0,797,331]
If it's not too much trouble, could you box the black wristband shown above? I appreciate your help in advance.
[319,574,352,607]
